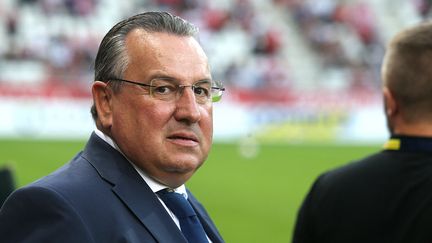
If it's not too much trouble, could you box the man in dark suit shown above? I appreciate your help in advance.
[0,12,225,243]
[292,22,432,243]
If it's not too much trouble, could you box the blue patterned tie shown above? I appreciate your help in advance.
[157,189,208,243]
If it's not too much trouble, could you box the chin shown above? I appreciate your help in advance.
[161,166,197,188]
[165,157,203,174]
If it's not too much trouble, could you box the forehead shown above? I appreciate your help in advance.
[124,29,210,80]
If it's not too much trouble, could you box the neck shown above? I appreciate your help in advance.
[393,123,432,137]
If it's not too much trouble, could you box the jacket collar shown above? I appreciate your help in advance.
[82,133,188,243]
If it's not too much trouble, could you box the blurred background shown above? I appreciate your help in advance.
[4,0,431,142]
[1,0,431,242]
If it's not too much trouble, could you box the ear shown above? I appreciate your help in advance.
[92,81,113,130]
[383,86,397,117]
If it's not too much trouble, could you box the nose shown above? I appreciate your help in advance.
[173,87,201,124]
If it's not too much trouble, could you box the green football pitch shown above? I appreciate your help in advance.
[0,139,380,242]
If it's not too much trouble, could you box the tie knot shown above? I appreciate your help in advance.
[157,189,196,218]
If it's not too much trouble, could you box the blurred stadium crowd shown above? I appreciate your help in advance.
[0,0,430,101]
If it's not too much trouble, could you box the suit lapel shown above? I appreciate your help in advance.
[82,133,187,243]
[112,179,187,243]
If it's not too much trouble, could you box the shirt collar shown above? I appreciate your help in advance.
[384,135,432,153]
[93,128,187,197]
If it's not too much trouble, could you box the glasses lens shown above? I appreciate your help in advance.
[149,79,224,104]
[150,79,177,101]
[211,81,224,103]
[193,81,212,104]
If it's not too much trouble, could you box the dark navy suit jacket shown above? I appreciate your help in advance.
[0,133,224,243]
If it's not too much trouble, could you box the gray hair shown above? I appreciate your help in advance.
[91,11,199,121]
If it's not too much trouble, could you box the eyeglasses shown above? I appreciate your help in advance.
[107,78,225,104]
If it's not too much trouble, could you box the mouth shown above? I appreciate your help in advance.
[167,132,199,146]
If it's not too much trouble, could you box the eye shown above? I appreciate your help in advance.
[193,82,211,97]
[193,86,210,97]
[152,84,176,95]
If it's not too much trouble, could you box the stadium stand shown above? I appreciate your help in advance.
[0,0,428,96]
[0,0,430,141]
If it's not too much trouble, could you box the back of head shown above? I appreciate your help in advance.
[91,11,199,121]
[381,22,432,124]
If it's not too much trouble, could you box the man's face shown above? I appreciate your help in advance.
[107,30,213,187]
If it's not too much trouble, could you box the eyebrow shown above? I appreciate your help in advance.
[149,73,213,84]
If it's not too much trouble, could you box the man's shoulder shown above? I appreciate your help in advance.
[2,154,97,216]
[329,150,390,175]
[25,151,100,196]
[314,151,388,189]
[321,149,430,184]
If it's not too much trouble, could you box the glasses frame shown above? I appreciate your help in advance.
[106,78,225,103]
